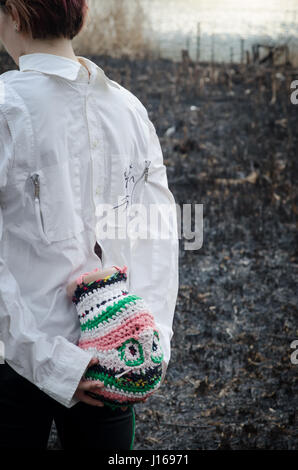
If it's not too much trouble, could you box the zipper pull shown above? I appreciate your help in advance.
[144,160,151,182]
[31,174,40,199]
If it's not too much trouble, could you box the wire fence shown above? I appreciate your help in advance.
[0,0,297,65]
[152,14,298,66]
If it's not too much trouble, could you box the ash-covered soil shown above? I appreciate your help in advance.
[1,52,297,450]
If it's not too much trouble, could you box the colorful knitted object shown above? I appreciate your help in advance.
[72,265,164,408]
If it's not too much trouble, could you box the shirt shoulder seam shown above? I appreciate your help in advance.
[0,82,35,173]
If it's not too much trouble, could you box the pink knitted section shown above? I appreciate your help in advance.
[78,311,155,351]
[89,386,155,403]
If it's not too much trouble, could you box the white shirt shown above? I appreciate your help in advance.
[0,53,179,408]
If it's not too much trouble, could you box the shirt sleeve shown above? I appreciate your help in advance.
[129,115,179,367]
[98,108,179,371]
[0,111,93,408]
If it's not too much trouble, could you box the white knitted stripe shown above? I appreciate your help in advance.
[76,280,128,317]
[78,290,128,323]
[79,297,150,336]
[106,382,161,397]
[76,279,127,309]
[78,289,137,326]
[82,345,122,367]
[82,345,138,373]
[77,279,127,310]
[100,384,159,399]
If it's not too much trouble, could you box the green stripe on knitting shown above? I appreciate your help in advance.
[80,294,142,332]
[84,369,162,394]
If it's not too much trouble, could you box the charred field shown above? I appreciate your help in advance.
[109,54,298,450]
[1,52,297,450]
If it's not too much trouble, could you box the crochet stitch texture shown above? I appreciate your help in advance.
[72,265,164,408]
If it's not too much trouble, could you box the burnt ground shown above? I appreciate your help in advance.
[1,52,297,450]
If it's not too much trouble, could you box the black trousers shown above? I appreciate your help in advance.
[0,362,135,450]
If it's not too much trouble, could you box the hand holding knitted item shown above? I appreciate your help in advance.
[71,265,164,408]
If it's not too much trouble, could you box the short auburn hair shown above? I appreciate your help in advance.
[0,0,88,40]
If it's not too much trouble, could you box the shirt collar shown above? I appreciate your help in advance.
[18,53,121,89]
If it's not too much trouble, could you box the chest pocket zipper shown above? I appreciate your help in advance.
[31,173,51,246]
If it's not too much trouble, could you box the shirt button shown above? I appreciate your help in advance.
[92,139,99,149]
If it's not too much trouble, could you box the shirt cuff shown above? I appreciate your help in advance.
[41,342,94,408]
[155,322,173,366]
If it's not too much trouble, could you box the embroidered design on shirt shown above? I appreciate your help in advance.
[113,160,151,210]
